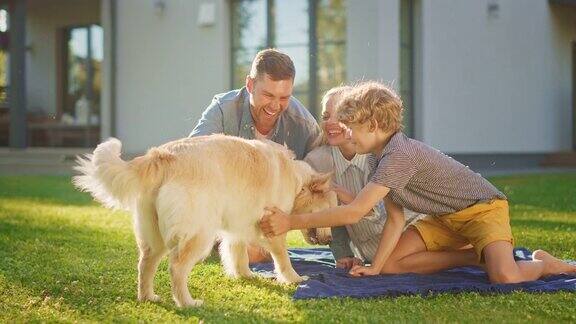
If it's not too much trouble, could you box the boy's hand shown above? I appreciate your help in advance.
[336,257,364,270]
[349,264,380,277]
[260,207,291,237]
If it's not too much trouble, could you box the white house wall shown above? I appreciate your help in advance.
[347,0,400,84]
[419,0,575,153]
[114,0,229,153]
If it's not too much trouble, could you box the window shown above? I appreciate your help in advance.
[0,7,9,147]
[63,25,102,125]
[231,0,346,118]
[0,8,8,108]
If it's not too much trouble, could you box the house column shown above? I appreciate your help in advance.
[9,0,26,148]
[101,0,117,140]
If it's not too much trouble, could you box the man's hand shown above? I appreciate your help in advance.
[259,207,291,237]
[349,264,380,277]
[336,257,364,270]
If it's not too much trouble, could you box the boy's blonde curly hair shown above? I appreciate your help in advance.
[336,81,404,133]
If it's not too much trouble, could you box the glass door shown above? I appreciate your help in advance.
[58,24,102,147]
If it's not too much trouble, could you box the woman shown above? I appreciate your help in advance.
[303,86,422,268]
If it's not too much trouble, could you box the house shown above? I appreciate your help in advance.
[1,0,575,173]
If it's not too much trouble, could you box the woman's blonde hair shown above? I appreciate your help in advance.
[313,85,353,147]
[336,81,404,133]
[320,85,352,115]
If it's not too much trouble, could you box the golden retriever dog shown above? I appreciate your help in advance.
[73,134,337,308]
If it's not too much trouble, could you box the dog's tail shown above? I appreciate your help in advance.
[73,138,142,210]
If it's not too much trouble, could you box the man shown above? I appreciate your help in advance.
[190,49,321,160]
[190,49,322,263]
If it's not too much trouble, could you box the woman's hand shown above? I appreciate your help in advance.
[259,207,291,237]
[349,264,380,277]
[332,184,355,205]
[302,228,320,245]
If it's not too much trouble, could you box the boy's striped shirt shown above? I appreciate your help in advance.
[369,132,507,216]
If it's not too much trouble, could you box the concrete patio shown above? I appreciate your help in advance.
[0,147,90,175]
[1,148,575,177]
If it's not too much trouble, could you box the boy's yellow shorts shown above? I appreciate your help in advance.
[412,199,513,262]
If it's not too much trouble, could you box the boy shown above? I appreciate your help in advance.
[259,81,575,283]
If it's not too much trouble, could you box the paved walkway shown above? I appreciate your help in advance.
[1,148,575,177]
[0,147,90,176]
[475,167,576,177]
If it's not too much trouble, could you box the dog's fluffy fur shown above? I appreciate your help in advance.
[73,134,337,308]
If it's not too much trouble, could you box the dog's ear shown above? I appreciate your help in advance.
[310,172,333,193]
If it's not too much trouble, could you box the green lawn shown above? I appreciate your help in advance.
[1,174,575,323]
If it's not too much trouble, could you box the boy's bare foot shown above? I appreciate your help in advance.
[532,250,576,276]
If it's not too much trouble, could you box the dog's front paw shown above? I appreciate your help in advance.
[138,293,161,303]
[228,271,256,279]
[225,268,256,279]
[239,271,256,279]
[277,272,306,284]
[178,299,204,308]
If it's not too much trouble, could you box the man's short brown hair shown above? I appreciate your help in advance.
[249,49,295,81]
[337,81,404,133]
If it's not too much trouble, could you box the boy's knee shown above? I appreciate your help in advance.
[380,261,406,274]
[488,270,523,284]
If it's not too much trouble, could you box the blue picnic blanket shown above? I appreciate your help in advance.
[250,248,576,299]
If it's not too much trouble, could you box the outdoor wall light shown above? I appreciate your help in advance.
[198,2,216,27]
[153,0,166,17]
[487,1,499,19]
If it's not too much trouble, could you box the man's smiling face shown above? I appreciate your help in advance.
[246,73,294,134]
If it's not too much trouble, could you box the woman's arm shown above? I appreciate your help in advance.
[259,182,390,236]
[329,225,354,260]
